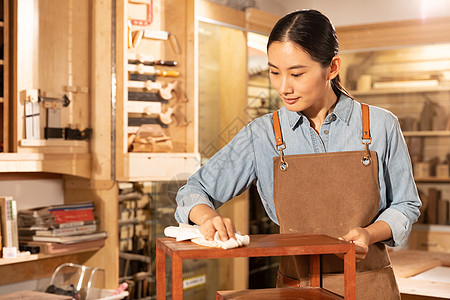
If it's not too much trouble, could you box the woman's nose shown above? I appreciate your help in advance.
[280,77,293,94]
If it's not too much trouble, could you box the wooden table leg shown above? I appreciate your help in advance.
[344,246,356,300]
[309,254,321,287]
[156,241,166,300]
[172,253,183,300]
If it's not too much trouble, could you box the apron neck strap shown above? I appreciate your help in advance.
[273,111,284,147]
[273,111,288,170]
[273,105,371,143]
[272,105,373,168]
[362,103,371,142]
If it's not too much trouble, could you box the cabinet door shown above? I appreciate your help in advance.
[14,0,90,154]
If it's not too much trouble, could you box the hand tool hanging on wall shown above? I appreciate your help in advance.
[128,64,179,77]
[128,91,167,103]
[128,80,177,100]
[65,127,92,140]
[128,53,177,67]
[129,0,153,26]
[128,116,168,128]
[39,93,71,139]
[127,101,161,116]
[131,29,180,54]
[23,89,40,139]
[158,91,190,127]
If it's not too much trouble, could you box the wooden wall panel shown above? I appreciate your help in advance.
[337,17,450,51]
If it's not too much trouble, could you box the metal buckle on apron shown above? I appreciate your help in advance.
[277,142,288,171]
[361,137,372,166]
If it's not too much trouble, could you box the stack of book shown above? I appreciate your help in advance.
[18,202,107,244]
[0,196,19,256]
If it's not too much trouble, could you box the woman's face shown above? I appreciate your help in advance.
[268,41,333,113]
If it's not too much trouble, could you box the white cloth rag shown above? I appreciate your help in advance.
[164,223,250,250]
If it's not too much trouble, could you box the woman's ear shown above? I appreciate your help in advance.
[327,56,341,80]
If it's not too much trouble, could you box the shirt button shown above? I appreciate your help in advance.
[324,130,329,135]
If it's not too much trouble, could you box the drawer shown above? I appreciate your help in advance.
[124,152,200,181]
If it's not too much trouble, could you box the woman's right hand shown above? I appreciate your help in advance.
[200,215,236,241]
[189,204,236,241]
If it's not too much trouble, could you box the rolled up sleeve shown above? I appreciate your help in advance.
[376,119,421,247]
[175,125,257,224]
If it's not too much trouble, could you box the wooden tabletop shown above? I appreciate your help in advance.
[157,233,353,259]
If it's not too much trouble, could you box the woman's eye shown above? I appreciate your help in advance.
[270,71,279,75]
[291,73,304,77]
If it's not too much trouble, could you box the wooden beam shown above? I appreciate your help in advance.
[245,7,280,35]
[337,16,450,51]
[198,0,245,29]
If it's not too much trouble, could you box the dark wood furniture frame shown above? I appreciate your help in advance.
[156,233,356,299]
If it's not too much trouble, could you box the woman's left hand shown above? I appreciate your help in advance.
[339,227,370,262]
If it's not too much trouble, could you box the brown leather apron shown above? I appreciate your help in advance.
[272,104,400,299]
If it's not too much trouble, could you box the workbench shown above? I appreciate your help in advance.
[156,233,356,300]
[390,250,450,299]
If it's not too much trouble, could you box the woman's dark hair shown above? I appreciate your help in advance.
[268,9,353,99]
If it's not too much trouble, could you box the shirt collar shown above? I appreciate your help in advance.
[281,94,354,130]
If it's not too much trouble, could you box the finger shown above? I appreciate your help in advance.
[212,217,229,241]
[341,229,359,242]
[223,218,236,240]
[199,222,216,241]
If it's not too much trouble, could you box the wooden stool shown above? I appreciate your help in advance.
[156,234,356,300]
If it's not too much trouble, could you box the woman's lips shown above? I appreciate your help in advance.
[282,97,299,105]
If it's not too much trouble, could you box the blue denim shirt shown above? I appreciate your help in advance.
[175,95,421,247]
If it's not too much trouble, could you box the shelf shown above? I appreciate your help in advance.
[20,139,89,150]
[414,177,450,183]
[413,223,450,232]
[350,85,450,96]
[0,21,3,27]
[121,152,200,181]
[403,131,450,137]
[0,245,103,266]
[0,59,3,65]
[0,97,3,103]
[0,153,91,178]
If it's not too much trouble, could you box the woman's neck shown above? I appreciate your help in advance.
[304,92,339,133]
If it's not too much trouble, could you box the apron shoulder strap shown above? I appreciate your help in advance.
[272,111,288,170]
[361,103,371,141]
[272,110,284,147]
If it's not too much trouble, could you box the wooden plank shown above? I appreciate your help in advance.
[11,0,19,152]
[337,17,450,51]
[390,250,450,278]
[217,287,342,299]
[64,179,119,289]
[0,153,90,177]
[91,0,112,181]
[0,290,72,300]
[198,0,245,29]
[0,251,97,285]
[3,0,9,152]
[396,277,450,299]
[185,0,198,153]
[115,0,127,180]
[245,7,280,35]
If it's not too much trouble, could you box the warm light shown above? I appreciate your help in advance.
[420,0,448,19]
[247,32,269,54]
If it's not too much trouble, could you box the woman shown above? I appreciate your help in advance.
[175,9,420,299]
